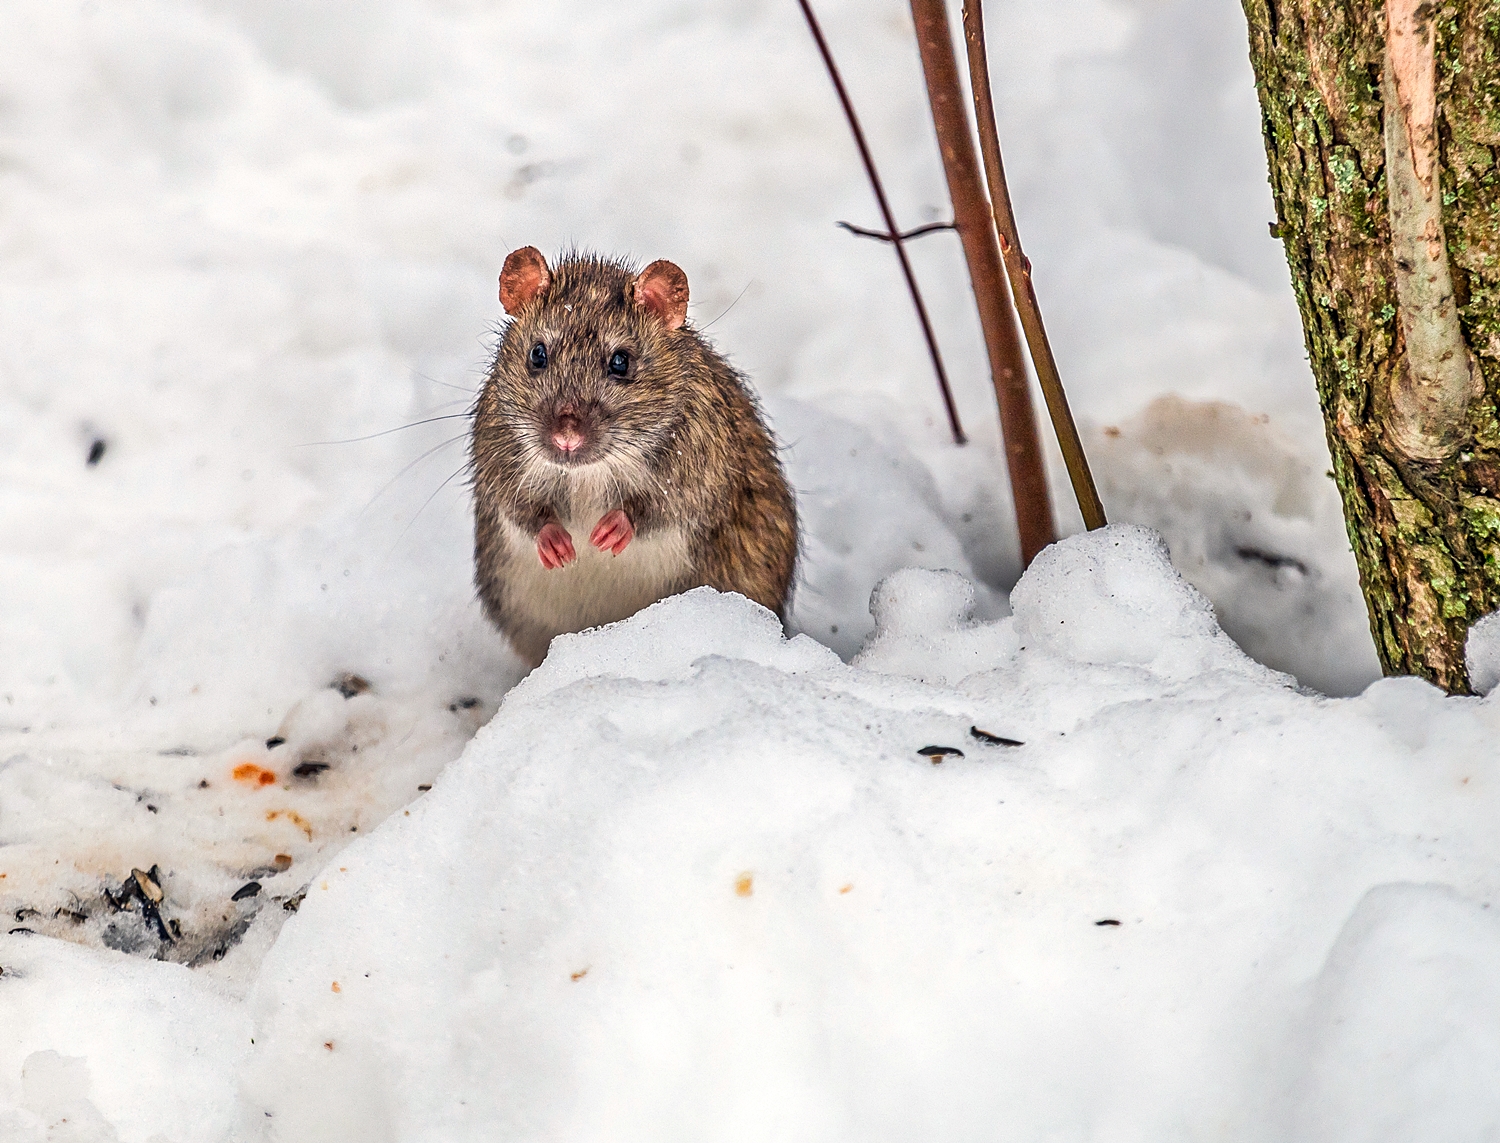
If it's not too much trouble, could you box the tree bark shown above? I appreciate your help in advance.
[1243,0,1500,693]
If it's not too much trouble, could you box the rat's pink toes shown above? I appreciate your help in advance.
[536,522,576,569]
[590,509,635,555]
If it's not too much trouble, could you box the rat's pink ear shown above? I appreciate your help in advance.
[633,260,689,330]
[499,246,551,314]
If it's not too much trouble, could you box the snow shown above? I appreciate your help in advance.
[2,0,1494,1139]
[1466,612,1500,697]
[238,536,1500,1141]
[0,937,247,1142]
[1292,884,1500,1143]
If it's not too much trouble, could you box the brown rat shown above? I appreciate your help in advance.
[470,247,798,666]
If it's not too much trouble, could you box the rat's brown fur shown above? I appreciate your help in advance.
[471,250,798,665]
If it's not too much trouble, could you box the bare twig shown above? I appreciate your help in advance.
[837,220,957,243]
[961,0,1106,530]
[909,0,1054,564]
[795,0,967,445]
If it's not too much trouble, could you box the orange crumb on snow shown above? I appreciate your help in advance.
[266,809,313,839]
[331,981,341,993]
[571,968,588,982]
[324,1041,334,1050]
[232,763,277,786]
[735,874,754,897]
[839,884,853,894]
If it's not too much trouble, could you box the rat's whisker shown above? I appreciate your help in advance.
[392,461,471,548]
[413,371,480,396]
[303,413,473,448]
[698,281,752,332]
[362,433,469,514]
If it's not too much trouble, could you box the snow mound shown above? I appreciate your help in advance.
[857,525,1288,695]
[0,934,247,1142]
[1093,396,1378,694]
[869,566,977,636]
[226,543,1497,1141]
[854,567,1019,687]
[1291,884,1500,1142]
[513,586,840,702]
[1012,524,1280,683]
[1466,611,1500,696]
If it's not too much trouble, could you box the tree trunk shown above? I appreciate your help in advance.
[1243,0,1500,693]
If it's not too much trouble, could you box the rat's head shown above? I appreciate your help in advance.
[485,247,694,482]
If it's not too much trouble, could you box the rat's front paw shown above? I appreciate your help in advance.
[589,509,635,555]
[537,522,576,569]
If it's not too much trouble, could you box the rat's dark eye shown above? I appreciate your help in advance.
[608,350,630,378]
[528,342,548,370]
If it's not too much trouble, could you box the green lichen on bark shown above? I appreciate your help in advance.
[1243,0,1500,692]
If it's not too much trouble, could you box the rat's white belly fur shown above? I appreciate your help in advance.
[500,508,693,637]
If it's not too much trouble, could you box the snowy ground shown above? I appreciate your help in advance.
[4,0,1493,1139]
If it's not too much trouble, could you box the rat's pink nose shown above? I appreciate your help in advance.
[551,413,585,455]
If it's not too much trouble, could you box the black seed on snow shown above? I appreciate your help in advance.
[149,909,170,941]
[331,673,371,698]
[970,726,1024,747]
[417,784,432,792]
[293,761,330,778]
[146,804,158,814]
[86,439,106,466]
[448,696,481,712]
[1235,546,1308,575]
[198,779,210,789]
[232,882,262,901]
[917,745,965,763]
[137,898,172,942]
[265,736,286,749]
[1095,919,1121,927]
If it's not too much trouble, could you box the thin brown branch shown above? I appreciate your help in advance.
[961,0,1107,531]
[908,0,1055,564]
[795,0,967,446]
[837,220,958,243]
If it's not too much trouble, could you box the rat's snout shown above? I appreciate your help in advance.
[547,403,591,460]
[552,415,584,454]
